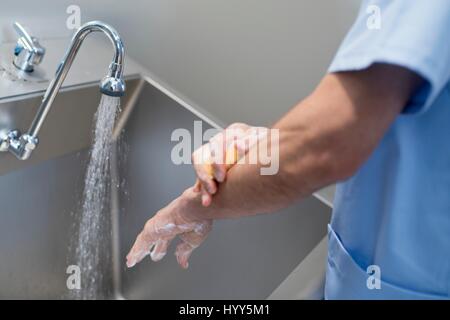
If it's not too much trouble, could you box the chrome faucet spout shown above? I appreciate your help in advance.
[1,21,125,160]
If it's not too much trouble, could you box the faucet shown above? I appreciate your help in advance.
[12,22,46,73]
[0,21,125,160]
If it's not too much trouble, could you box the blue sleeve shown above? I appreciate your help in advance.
[329,0,450,115]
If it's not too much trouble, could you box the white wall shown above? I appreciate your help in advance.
[1,0,359,125]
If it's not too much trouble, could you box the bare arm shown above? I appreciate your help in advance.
[179,64,422,219]
[126,64,422,268]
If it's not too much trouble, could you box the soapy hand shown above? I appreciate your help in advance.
[192,122,266,206]
[126,192,212,269]
[126,123,267,269]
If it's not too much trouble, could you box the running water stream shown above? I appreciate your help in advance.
[73,94,120,299]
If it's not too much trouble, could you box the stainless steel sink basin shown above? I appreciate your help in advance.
[0,78,331,299]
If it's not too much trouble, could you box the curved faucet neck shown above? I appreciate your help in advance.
[70,21,125,76]
[4,21,125,160]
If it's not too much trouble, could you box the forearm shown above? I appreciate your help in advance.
[126,65,422,269]
[179,65,421,221]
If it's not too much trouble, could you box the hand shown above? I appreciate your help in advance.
[126,189,211,269]
[126,123,267,269]
[192,122,266,207]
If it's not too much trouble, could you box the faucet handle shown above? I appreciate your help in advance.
[12,22,46,72]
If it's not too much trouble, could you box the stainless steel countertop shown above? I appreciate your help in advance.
[0,36,142,101]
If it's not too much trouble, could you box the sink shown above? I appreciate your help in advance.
[0,78,331,299]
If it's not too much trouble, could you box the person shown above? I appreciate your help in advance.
[126,0,450,299]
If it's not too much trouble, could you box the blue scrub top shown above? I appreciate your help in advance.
[326,0,450,299]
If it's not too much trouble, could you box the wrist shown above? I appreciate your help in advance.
[174,187,203,222]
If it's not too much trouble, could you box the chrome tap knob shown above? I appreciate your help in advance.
[12,22,46,72]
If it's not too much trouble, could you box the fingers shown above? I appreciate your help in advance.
[194,179,214,207]
[211,162,227,182]
[192,134,241,203]
[193,179,201,192]
[192,162,217,207]
[126,231,154,268]
[175,221,212,269]
[150,239,171,262]
[200,162,217,194]
[224,144,239,168]
[226,122,251,133]
[192,147,217,195]
[126,215,177,268]
[126,209,213,269]
[191,124,266,210]
[201,184,212,207]
[175,241,195,269]
[191,129,229,197]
